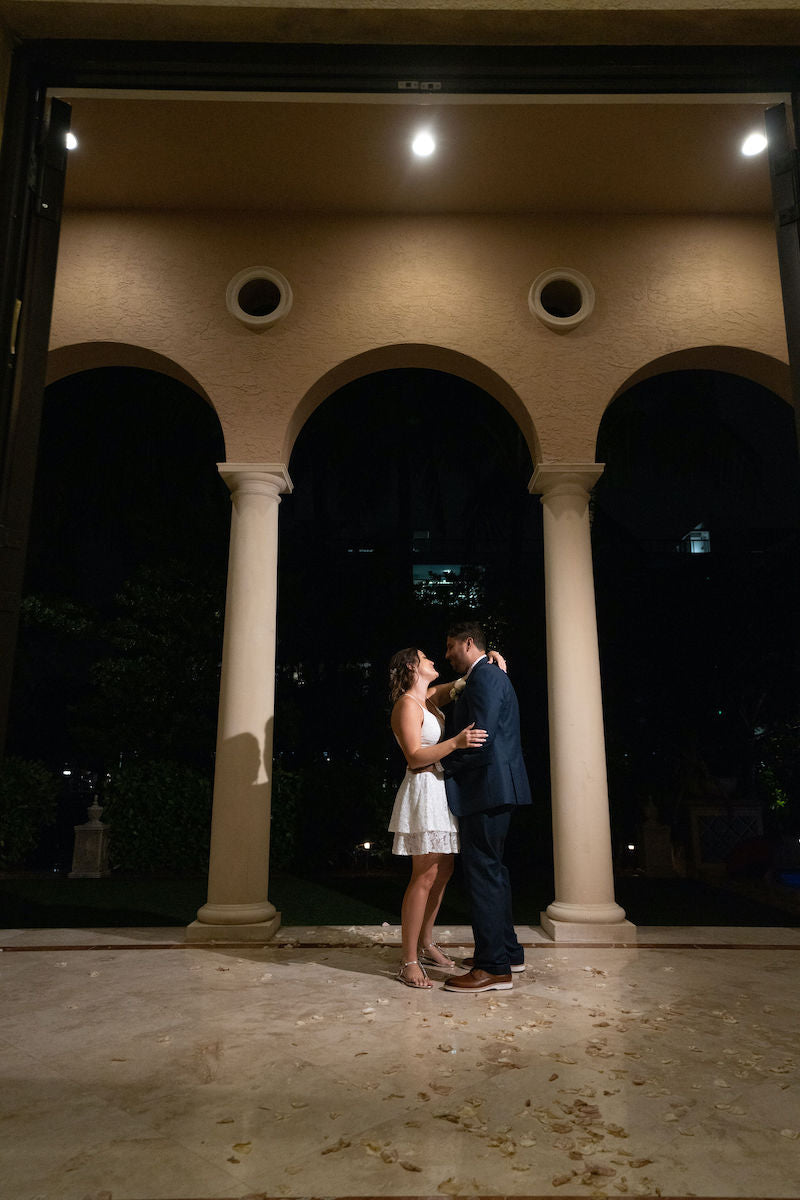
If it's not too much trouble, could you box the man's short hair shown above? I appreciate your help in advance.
[447,620,486,650]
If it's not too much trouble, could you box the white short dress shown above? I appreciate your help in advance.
[388,698,460,856]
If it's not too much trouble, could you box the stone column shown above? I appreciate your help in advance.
[530,464,634,943]
[186,463,292,943]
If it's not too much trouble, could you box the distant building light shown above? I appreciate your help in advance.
[62,769,72,776]
[680,525,711,554]
[412,563,462,582]
[627,843,636,852]
[362,841,372,850]
[412,562,486,607]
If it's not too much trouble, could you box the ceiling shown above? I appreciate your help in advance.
[59,94,776,216]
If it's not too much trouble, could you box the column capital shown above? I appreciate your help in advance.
[529,462,604,499]
[217,462,293,495]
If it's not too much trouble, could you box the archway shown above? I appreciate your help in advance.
[271,364,550,916]
[593,362,800,894]
[609,346,792,410]
[284,344,540,464]
[32,355,226,607]
[7,354,228,875]
[46,341,217,409]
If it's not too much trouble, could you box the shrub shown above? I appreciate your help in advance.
[269,763,302,870]
[297,760,395,870]
[267,760,395,872]
[0,757,59,868]
[103,759,212,873]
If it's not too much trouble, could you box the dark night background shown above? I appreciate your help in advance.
[4,362,800,921]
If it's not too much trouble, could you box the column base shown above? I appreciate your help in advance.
[540,912,637,943]
[185,912,282,944]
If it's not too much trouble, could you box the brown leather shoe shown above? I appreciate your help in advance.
[461,956,525,974]
[443,968,513,992]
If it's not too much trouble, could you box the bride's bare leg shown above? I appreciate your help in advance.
[420,854,455,965]
[399,854,440,987]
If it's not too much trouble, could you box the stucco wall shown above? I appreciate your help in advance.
[2,0,798,44]
[49,209,788,463]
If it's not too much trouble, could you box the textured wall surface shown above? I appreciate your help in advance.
[2,0,799,45]
[49,210,788,464]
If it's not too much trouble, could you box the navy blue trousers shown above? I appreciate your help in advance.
[458,805,524,975]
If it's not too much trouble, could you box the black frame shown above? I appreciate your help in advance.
[7,39,800,93]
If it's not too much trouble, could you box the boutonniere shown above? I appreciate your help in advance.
[449,678,466,701]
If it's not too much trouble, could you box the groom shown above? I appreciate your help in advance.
[441,620,532,992]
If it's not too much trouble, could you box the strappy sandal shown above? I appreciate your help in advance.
[396,960,433,989]
[418,942,456,969]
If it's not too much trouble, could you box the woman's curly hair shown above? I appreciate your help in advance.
[388,647,421,704]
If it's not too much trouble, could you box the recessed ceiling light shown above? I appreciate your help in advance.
[65,132,78,151]
[741,132,767,157]
[411,130,436,158]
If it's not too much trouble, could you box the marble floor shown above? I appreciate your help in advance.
[1,924,799,1200]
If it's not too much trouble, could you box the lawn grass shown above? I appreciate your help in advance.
[1,865,797,929]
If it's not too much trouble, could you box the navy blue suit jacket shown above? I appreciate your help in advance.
[442,657,532,818]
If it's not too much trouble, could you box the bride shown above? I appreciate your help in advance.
[387,645,504,989]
